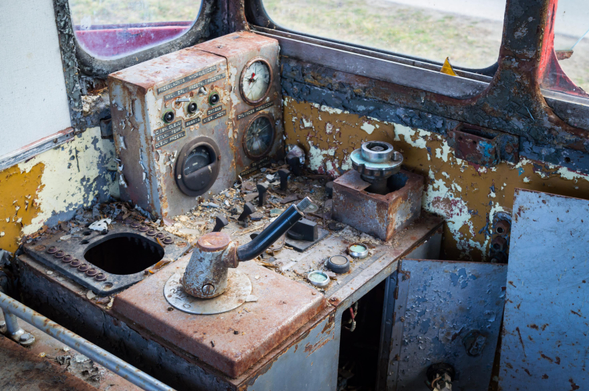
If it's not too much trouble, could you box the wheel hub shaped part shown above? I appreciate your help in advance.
[350,141,403,194]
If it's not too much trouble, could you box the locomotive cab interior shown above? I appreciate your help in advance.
[0,1,588,390]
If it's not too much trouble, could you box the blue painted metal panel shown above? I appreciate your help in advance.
[391,259,507,391]
[499,189,589,391]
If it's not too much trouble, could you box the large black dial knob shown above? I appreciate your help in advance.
[175,137,221,196]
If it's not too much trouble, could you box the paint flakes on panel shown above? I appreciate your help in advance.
[283,100,589,260]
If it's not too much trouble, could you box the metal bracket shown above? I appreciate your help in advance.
[448,123,519,166]
[1,310,35,346]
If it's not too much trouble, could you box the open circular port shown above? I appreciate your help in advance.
[84,233,164,275]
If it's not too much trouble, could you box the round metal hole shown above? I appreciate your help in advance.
[496,227,504,234]
[163,111,175,123]
[84,233,164,275]
[83,231,92,236]
[103,282,113,289]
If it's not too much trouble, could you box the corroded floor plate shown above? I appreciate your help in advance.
[164,270,252,315]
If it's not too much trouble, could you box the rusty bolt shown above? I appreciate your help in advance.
[138,225,149,232]
[94,273,107,281]
[86,268,98,277]
[70,259,81,267]
[495,220,510,236]
[54,250,65,259]
[46,246,58,254]
[155,232,166,239]
[490,236,507,252]
[202,284,215,296]
[147,229,158,236]
[78,264,90,272]
[130,222,141,229]
[163,236,174,245]
[35,245,46,252]
[62,255,73,263]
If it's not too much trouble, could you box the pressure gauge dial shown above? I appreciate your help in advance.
[240,58,272,105]
[242,114,275,159]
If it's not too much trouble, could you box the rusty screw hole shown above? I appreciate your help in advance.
[497,227,504,234]
[565,157,571,163]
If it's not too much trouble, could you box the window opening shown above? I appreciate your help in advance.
[541,0,589,97]
[262,0,506,69]
[69,0,202,59]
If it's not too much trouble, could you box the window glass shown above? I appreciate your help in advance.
[551,0,589,95]
[69,0,201,59]
[263,0,506,69]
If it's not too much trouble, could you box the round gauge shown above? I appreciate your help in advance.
[240,58,272,105]
[242,115,275,159]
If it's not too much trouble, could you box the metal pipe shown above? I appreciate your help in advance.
[2,309,23,339]
[0,291,174,391]
[236,197,311,261]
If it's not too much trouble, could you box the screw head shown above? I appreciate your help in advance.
[202,284,215,295]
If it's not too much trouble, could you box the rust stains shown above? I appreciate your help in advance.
[283,99,589,260]
[0,163,44,252]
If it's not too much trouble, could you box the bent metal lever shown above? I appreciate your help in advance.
[181,197,313,299]
[236,197,312,261]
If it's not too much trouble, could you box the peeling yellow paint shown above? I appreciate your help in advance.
[0,127,116,252]
[0,164,44,252]
[284,99,589,260]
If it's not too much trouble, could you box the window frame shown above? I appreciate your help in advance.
[68,0,215,78]
[245,0,589,150]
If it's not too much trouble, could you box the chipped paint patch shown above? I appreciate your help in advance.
[283,100,589,260]
[361,122,376,135]
[17,127,116,235]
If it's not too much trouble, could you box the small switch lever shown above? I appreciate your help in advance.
[212,215,229,232]
[257,183,269,207]
[278,169,290,191]
[238,202,256,226]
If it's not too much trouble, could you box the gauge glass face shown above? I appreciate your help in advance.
[241,60,271,103]
[244,116,274,158]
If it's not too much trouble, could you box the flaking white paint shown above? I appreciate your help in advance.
[18,128,116,234]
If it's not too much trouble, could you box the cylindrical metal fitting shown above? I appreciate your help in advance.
[361,141,394,163]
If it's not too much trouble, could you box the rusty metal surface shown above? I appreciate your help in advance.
[447,123,519,167]
[0,335,97,391]
[109,47,234,218]
[0,312,141,391]
[113,257,327,378]
[197,32,284,175]
[499,189,589,390]
[165,268,252,314]
[332,169,424,241]
[388,259,507,391]
[22,220,188,295]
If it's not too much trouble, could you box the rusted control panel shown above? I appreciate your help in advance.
[108,32,282,218]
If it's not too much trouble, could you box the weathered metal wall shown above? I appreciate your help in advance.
[282,98,589,260]
[0,128,117,252]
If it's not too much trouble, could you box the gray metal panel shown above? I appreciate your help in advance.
[391,259,507,391]
[248,312,339,391]
[499,189,589,391]
[377,232,442,390]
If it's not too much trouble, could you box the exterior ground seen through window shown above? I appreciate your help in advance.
[263,0,506,69]
[552,0,589,94]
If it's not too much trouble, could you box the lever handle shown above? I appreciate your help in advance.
[236,197,313,261]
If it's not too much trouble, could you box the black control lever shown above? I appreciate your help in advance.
[236,198,313,261]
[212,215,229,232]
